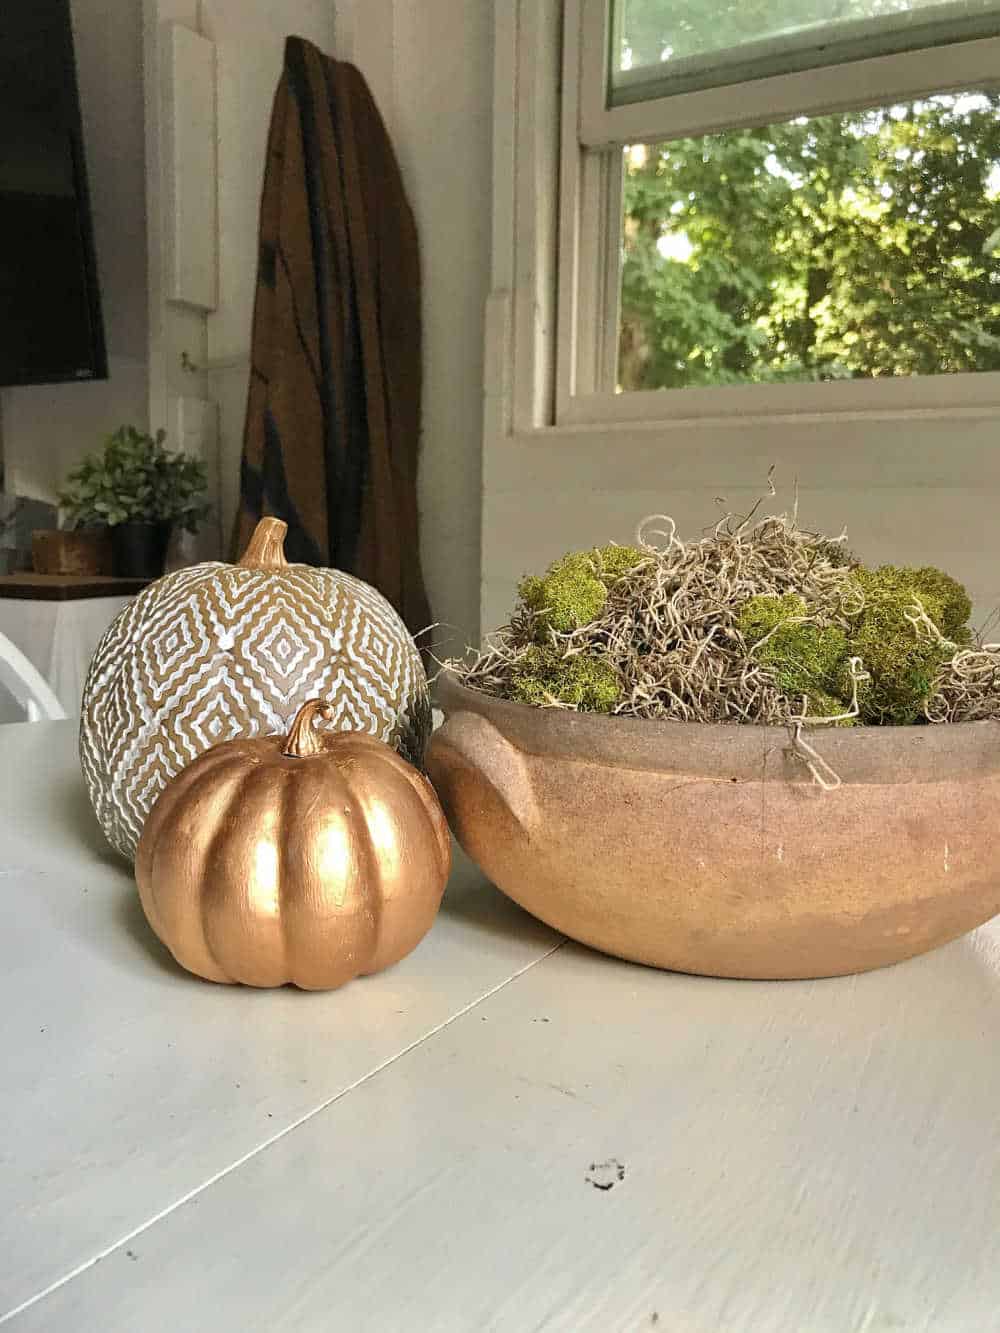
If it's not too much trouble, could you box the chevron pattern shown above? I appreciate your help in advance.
[80,560,431,860]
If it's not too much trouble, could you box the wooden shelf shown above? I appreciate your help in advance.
[0,573,153,601]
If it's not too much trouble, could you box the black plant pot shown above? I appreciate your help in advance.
[110,522,172,579]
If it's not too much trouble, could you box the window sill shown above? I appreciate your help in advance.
[554,371,1000,431]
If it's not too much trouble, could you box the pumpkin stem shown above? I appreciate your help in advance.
[283,699,336,758]
[238,518,290,569]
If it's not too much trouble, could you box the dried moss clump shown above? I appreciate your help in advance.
[509,647,620,713]
[928,645,1000,722]
[854,566,972,641]
[519,545,646,635]
[593,543,648,583]
[456,509,859,727]
[444,497,994,733]
[846,566,971,724]
[737,594,853,724]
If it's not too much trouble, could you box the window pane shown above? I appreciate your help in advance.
[617,92,1000,391]
[612,1,1000,102]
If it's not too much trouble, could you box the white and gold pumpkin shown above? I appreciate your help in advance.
[80,518,430,860]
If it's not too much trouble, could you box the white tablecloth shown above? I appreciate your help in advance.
[0,595,133,721]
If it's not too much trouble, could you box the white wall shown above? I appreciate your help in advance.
[1,0,149,502]
[144,0,210,522]
[143,0,336,562]
[336,0,492,654]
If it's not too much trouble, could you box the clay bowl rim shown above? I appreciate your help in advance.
[433,670,1000,785]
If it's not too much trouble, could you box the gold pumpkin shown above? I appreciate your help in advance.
[135,700,451,989]
[81,517,431,861]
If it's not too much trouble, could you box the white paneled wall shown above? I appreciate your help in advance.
[144,0,336,560]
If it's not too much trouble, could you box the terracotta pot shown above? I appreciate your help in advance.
[427,672,1000,980]
[31,528,111,576]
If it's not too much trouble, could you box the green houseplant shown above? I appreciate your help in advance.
[59,426,209,578]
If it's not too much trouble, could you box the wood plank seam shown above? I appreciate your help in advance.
[0,939,565,1327]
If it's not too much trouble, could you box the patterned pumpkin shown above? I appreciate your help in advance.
[81,518,430,860]
[135,700,451,989]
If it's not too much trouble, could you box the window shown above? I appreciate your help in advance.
[610,0,1000,102]
[544,0,1000,425]
[619,94,1000,392]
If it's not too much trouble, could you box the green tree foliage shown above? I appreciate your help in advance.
[617,3,1000,389]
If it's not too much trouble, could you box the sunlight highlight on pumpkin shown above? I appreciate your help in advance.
[250,839,280,918]
[364,800,400,878]
[315,819,353,905]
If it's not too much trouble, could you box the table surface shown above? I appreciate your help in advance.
[0,574,151,601]
[2,721,1000,1332]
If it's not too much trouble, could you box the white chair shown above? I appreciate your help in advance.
[0,629,66,721]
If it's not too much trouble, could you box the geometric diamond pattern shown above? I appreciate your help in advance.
[79,560,431,861]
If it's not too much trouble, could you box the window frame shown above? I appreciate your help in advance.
[580,0,1000,146]
[491,0,1000,438]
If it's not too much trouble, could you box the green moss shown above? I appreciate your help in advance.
[737,593,808,643]
[911,567,971,640]
[510,647,621,713]
[845,566,964,724]
[518,545,646,635]
[517,574,554,618]
[739,568,974,726]
[853,566,972,641]
[510,547,974,727]
[800,688,857,727]
[592,544,646,583]
[762,623,850,698]
[847,606,951,725]
[519,555,605,633]
[737,595,851,716]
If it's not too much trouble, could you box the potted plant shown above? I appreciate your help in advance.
[58,425,210,578]
[428,496,1000,981]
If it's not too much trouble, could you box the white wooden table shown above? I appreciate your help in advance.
[2,720,1000,1332]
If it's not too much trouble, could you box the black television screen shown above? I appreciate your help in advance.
[0,0,107,387]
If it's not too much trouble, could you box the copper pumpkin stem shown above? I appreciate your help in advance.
[238,517,290,569]
[283,700,336,758]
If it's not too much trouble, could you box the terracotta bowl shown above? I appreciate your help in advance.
[427,672,1000,980]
